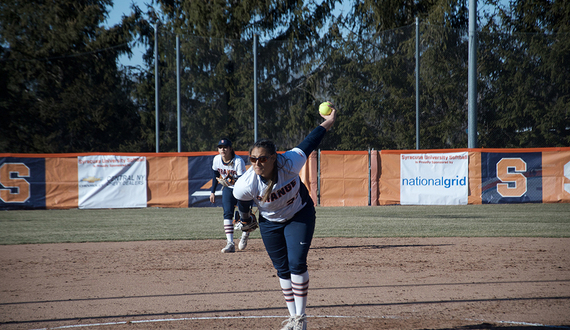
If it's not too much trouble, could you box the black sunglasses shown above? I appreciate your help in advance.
[250,156,269,163]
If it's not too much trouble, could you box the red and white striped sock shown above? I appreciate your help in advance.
[279,278,296,316]
[291,271,309,316]
[223,219,234,241]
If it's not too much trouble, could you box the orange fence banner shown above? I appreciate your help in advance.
[45,157,78,209]
[468,152,482,205]
[542,150,570,203]
[320,151,369,206]
[147,156,189,208]
[1,147,569,210]
[378,152,400,205]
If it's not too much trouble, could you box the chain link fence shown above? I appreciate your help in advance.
[141,23,570,152]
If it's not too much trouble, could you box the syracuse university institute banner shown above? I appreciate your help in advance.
[78,155,147,209]
[400,152,469,205]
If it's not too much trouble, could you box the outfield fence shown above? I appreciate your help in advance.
[1,147,569,210]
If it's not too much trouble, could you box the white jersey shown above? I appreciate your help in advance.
[212,154,246,189]
[233,147,307,222]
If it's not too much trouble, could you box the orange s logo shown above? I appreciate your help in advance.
[496,158,527,197]
[0,163,31,203]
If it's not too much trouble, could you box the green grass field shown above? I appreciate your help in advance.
[1,203,569,245]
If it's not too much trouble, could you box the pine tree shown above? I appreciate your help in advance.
[0,0,144,152]
[478,0,570,147]
[136,0,338,152]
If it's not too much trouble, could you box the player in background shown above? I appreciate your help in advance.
[233,105,337,330]
[210,138,251,253]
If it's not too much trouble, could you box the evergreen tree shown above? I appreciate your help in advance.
[0,0,144,153]
[478,0,570,147]
[325,0,471,150]
[418,10,470,149]
[137,0,338,152]
[129,0,569,152]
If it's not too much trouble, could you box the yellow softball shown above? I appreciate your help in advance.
[319,102,332,115]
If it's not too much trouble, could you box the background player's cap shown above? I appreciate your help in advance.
[217,138,232,148]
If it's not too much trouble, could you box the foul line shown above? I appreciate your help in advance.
[29,314,570,330]
[29,315,358,330]
[466,318,570,329]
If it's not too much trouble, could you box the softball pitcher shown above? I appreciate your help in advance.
[209,138,252,253]
[233,105,337,330]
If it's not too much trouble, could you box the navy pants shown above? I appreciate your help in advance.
[259,203,316,279]
[222,187,237,220]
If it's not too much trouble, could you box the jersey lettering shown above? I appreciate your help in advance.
[256,180,297,203]
[276,181,294,198]
[0,163,31,203]
[496,158,527,198]
[269,180,296,202]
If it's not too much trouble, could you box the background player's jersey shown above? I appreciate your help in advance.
[233,147,307,222]
[212,155,246,189]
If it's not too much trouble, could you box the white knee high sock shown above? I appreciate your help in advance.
[223,219,233,241]
[279,278,296,316]
[291,271,309,316]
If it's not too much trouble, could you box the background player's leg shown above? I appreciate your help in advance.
[221,218,235,253]
[234,195,250,250]
[221,189,235,253]
[238,231,249,250]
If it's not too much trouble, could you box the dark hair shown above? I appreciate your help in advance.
[251,139,276,156]
[250,139,279,202]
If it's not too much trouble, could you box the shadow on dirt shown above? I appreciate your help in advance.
[312,243,454,250]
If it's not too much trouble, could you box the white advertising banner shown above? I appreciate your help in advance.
[78,155,147,209]
[400,152,468,205]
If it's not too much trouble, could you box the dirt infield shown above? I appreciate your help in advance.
[1,237,569,330]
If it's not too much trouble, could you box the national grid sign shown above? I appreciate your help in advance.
[400,152,469,205]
